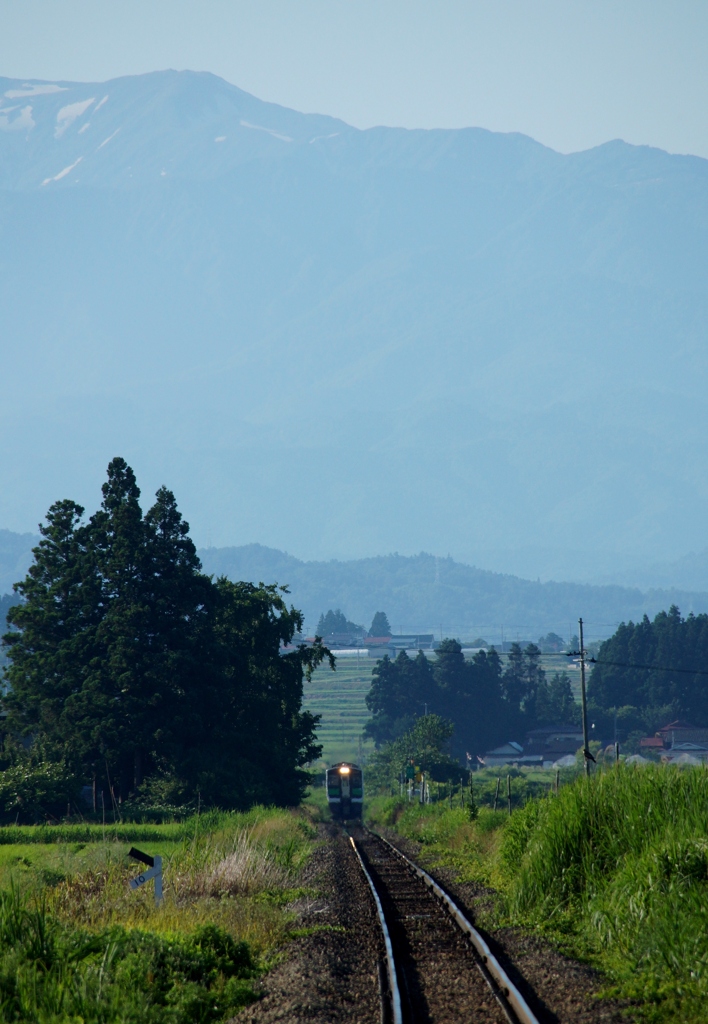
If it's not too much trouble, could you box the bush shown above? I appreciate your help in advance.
[0,887,259,1023]
[0,761,81,824]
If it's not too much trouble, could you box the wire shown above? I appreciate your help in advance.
[567,654,708,677]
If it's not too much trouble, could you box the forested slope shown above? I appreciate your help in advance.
[199,544,708,638]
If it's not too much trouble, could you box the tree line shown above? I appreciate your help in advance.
[588,605,708,739]
[315,609,391,637]
[1,459,329,817]
[364,639,577,758]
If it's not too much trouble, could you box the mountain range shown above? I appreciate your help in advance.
[1,71,707,578]
[3,529,708,644]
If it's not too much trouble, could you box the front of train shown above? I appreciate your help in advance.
[326,762,363,820]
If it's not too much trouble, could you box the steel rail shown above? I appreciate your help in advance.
[368,830,540,1024]
[349,836,403,1024]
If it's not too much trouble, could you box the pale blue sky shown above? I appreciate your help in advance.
[1,0,707,157]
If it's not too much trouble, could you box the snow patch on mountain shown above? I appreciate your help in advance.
[42,156,83,185]
[0,104,35,132]
[4,84,66,99]
[239,120,292,143]
[97,128,120,150]
[55,98,94,138]
[93,96,109,113]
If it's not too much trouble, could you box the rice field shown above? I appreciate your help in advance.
[302,656,376,768]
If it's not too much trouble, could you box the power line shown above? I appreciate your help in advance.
[568,655,708,677]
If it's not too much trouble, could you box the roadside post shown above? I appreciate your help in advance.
[128,847,163,905]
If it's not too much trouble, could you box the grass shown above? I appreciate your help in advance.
[0,805,320,1022]
[0,823,186,845]
[367,795,506,888]
[369,764,708,1023]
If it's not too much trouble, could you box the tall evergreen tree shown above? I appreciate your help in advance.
[370,611,391,636]
[2,459,328,809]
[589,605,708,727]
[364,650,433,745]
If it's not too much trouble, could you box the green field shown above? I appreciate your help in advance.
[303,650,578,770]
[0,807,321,1023]
[302,656,376,768]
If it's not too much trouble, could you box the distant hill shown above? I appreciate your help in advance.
[1,71,708,576]
[592,549,708,593]
[198,544,708,642]
[3,526,706,645]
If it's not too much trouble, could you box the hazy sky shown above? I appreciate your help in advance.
[1,0,707,157]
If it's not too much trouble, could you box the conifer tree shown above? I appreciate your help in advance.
[2,458,328,809]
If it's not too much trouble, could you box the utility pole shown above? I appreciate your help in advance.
[579,618,591,777]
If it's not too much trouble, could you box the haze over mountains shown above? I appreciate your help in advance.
[3,529,708,644]
[1,71,707,580]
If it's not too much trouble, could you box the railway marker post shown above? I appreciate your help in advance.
[128,847,163,905]
[493,776,501,812]
[507,774,512,816]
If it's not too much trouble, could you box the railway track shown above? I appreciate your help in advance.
[349,827,541,1024]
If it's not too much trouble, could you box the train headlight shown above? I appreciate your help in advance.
[339,766,351,775]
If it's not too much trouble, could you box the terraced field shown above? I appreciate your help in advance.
[302,651,576,770]
[303,656,376,769]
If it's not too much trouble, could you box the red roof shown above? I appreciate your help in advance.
[657,720,696,734]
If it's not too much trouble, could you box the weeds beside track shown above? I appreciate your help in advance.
[370,764,708,1023]
[0,805,319,1022]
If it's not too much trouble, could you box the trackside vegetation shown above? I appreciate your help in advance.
[0,806,318,1022]
[368,764,708,1023]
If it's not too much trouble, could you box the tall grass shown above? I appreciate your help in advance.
[366,796,506,884]
[48,806,316,949]
[0,809,244,845]
[373,769,708,1020]
[0,886,259,1023]
[0,806,319,1021]
[501,765,708,1021]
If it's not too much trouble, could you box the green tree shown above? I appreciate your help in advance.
[370,611,391,636]
[364,650,433,746]
[3,459,329,809]
[537,632,565,653]
[316,609,361,635]
[3,499,101,762]
[534,671,579,726]
[366,714,466,790]
[363,639,507,759]
[163,578,328,808]
[588,605,708,730]
[501,642,546,725]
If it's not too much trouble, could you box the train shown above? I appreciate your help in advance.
[326,761,363,820]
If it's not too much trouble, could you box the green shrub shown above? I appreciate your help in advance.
[0,887,259,1022]
[0,761,81,824]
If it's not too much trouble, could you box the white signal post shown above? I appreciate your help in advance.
[128,848,163,905]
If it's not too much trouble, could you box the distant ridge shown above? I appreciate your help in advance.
[198,544,708,640]
[2,529,706,642]
[1,70,708,573]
